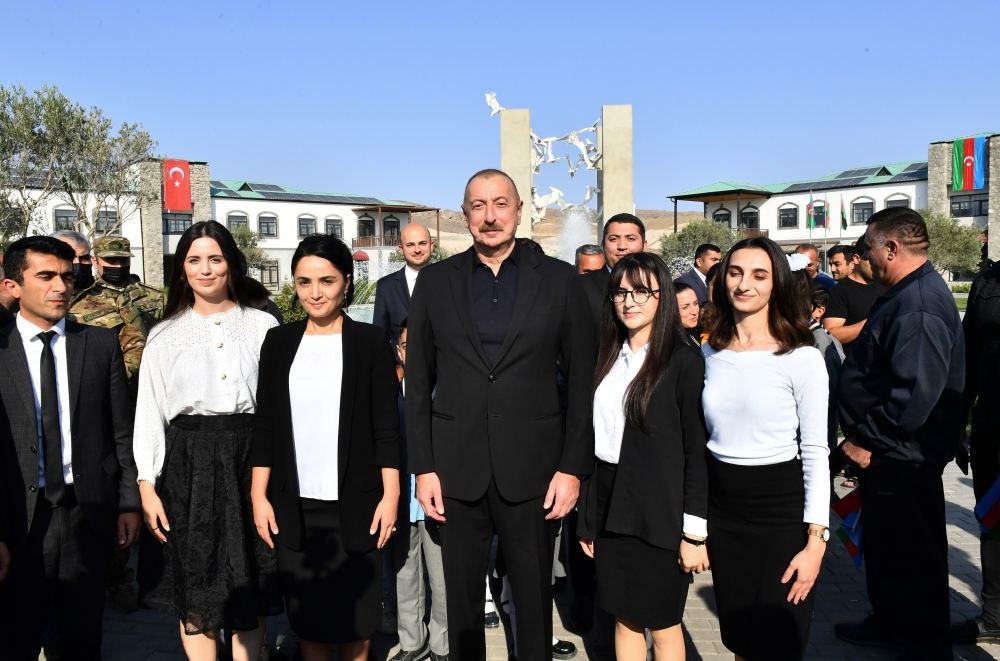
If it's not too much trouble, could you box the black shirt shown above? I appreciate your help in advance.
[964,262,1000,430]
[838,261,965,465]
[471,242,520,366]
[825,277,888,326]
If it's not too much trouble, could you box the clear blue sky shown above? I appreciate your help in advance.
[4,0,999,212]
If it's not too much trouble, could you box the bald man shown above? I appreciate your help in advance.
[374,222,433,346]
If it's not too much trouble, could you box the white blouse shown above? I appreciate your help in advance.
[289,334,343,501]
[701,345,830,527]
[133,306,278,483]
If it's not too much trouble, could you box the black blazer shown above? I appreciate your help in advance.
[405,245,596,503]
[580,267,611,331]
[674,268,709,306]
[0,320,138,545]
[373,267,410,345]
[579,344,708,551]
[250,316,401,553]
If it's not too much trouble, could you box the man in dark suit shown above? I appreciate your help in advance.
[406,169,595,661]
[374,222,433,346]
[674,243,721,306]
[0,236,139,661]
[580,213,648,329]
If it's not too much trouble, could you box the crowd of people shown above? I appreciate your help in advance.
[0,165,991,661]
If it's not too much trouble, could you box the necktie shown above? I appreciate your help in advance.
[37,330,65,505]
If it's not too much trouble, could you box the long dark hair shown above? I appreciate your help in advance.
[291,234,356,307]
[161,220,249,322]
[594,252,680,432]
[708,237,813,354]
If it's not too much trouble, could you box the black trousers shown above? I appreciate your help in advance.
[441,480,556,661]
[0,489,112,661]
[861,461,951,660]
[970,424,1000,626]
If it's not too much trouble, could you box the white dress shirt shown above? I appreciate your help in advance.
[133,306,278,483]
[404,265,420,296]
[593,341,707,536]
[694,268,707,286]
[289,334,343,500]
[16,314,74,486]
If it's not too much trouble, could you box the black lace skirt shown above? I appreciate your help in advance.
[138,414,282,634]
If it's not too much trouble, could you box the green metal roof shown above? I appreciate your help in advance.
[930,131,999,145]
[208,180,431,208]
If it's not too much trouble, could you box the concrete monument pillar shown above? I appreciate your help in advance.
[499,108,533,239]
[989,137,1000,262]
[138,160,165,288]
[926,142,951,219]
[598,104,634,227]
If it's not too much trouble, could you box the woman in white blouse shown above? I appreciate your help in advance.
[134,221,280,661]
[701,237,830,661]
[578,252,709,661]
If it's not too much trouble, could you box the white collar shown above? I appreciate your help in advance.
[618,340,649,360]
[694,268,708,284]
[16,313,66,340]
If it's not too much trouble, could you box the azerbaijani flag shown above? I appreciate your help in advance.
[807,193,815,229]
[833,488,863,569]
[840,194,848,230]
[836,522,864,569]
[952,136,988,191]
[975,476,1000,534]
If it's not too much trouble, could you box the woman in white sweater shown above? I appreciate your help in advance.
[133,221,280,661]
[701,237,830,661]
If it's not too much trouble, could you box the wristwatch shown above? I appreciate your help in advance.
[807,526,830,542]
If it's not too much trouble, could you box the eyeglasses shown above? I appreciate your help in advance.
[610,288,660,305]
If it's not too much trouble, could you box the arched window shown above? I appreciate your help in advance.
[850,196,875,225]
[383,215,400,242]
[298,214,317,238]
[712,206,732,226]
[884,194,911,209]
[325,215,343,239]
[258,213,278,237]
[227,212,248,231]
[95,209,120,235]
[811,202,827,228]
[778,204,798,229]
[53,207,77,231]
[358,214,375,237]
[738,205,759,229]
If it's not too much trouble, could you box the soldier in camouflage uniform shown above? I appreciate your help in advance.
[68,236,164,387]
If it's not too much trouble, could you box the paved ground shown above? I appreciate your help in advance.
[93,463,999,660]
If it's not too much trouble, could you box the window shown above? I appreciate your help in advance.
[259,260,279,288]
[54,208,76,231]
[358,214,375,237]
[163,212,192,234]
[383,215,400,241]
[852,201,874,225]
[712,208,731,225]
[227,213,248,231]
[812,204,827,228]
[885,198,910,208]
[778,206,798,229]
[258,214,278,237]
[738,206,759,230]
[974,197,990,216]
[95,209,120,235]
[325,216,343,239]
[949,195,987,217]
[298,215,316,237]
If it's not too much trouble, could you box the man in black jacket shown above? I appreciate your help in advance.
[374,223,433,347]
[580,213,647,329]
[834,208,965,660]
[406,169,595,661]
[0,236,139,660]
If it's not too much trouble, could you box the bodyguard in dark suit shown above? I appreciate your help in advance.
[673,243,722,306]
[0,236,139,661]
[406,169,595,661]
[373,223,433,345]
[580,214,647,329]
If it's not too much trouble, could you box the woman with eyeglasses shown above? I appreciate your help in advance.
[702,237,829,660]
[578,252,708,661]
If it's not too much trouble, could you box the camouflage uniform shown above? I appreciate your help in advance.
[68,237,164,386]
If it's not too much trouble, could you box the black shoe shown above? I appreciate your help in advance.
[834,617,899,650]
[952,616,1000,644]
[484,611,500,628]
[552,640,577,659]
[388,644,430,661]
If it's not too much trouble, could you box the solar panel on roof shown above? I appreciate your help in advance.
[837,168,881,178]
[902,162,927,172]
[248,184,284,192]
[210,180,229,189]
[889,172,927,183]
[783,177,867,193]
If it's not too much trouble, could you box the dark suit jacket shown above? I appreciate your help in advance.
[250,316,401,553]
[674,268,709,305]
[405,245,596,503]
[580,267,611,331]
[373,267,411,344]
[0,319,137,546]
[579,344,708,550]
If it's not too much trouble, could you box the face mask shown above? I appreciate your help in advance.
[72,263,94,290]
[101,265,130,286]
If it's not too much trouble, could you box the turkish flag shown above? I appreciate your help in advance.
[162,159,192,212]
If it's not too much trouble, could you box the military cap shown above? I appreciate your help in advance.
[94,236,133,258]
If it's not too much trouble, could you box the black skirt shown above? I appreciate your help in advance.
[278,497,382,644]
[593,460,692,630]
[707,456,814,661]
[138,414,282,634]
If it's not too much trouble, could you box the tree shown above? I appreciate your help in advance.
[920,209,982,275]
[659,219,737,276]
[230,226,269,271]
[0,84,157,243]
